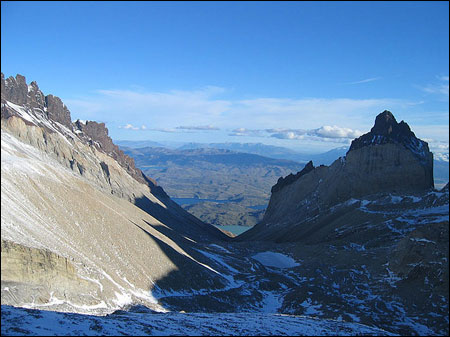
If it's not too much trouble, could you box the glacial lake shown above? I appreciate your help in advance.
[172,198,266,211]
[214,225,252,236]
[172,197,234,205]
[171,197,259,236]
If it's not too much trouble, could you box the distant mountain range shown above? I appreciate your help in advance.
[120,146,305,228]
[117,140,448,188]
[117,140,350,165]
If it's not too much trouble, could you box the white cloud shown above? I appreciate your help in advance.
[176,125,220,131]
[228,128,265,137]
[421,75,449,100]
[229,125,362,143]
[273,132,306,140]
[119,123,147,131]
[434,153,449,162]
[64,85,432,147]
[313,125,363,139]
[148,128,178,133]
[228,97,405,131]
[347,77,382,85]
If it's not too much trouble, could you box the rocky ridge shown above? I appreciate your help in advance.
[240,110,436,241]
[1,73,154,193]
[1,74,233,314]
[1,73,223,241]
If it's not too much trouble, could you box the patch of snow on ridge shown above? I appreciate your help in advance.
[252,251,300,269]
[6,100,36,124]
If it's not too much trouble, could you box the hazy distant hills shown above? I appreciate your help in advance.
[179,142,350,166]
[120,146,305,227]
[123,141,349,166]
[115,139,166,148]
[120,140,449,188]
[120,140,448,230]
[435,159,450,188]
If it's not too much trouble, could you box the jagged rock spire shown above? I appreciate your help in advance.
[349,110,430,165]
[371,110,398,135]
[271,160,315,193]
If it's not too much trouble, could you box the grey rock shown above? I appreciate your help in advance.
[44,94,72,128]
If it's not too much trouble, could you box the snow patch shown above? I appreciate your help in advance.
[252,252,300,269]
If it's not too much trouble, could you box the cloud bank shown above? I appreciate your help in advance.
[228,126,362,143]
[421,75,449,100]
[63,83,447,151]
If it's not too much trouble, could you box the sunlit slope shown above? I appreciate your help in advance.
[1,122,231,314]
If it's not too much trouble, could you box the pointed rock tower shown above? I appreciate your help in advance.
[239,110,434,241]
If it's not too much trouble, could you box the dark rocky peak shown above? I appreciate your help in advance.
[2,73,29,106]
[271,160,315,193]
[73,119,156,189]
[1,73,155,193]
[1,73,72,129]
[371,110,398,135]
[28,81,46,108]
[45,94,72,128]
[349,110,431,164]
[74,120,115,153]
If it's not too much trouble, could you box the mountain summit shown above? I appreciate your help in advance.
[349,110,432,166]
[240,110,435,242]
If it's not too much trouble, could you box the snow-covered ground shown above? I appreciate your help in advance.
[251,252,300,269]
[0,305,396,336]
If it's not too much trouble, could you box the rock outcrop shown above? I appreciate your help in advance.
[349,110,433,187]
[271,160,315,193]
[73,119,152,188]
[239,110,435,241]
[1,73,145,187]
[1,240,95,307]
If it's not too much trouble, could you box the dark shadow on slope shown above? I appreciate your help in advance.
[129,219,265,313]
[133,194,230,243]
[129,220,226,294]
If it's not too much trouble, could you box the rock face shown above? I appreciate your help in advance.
[1,240,95,307]
[239,110,435,241]
[73,119,152,188]
[235,111,448,335]
[44,94,72,128]
[349,110,433,187]
[271,160,315,193]
[1,73,214,227]
[1,74,70,127]
[1,73,143,186]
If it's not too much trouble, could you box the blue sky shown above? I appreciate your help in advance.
[2,1,448,153]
